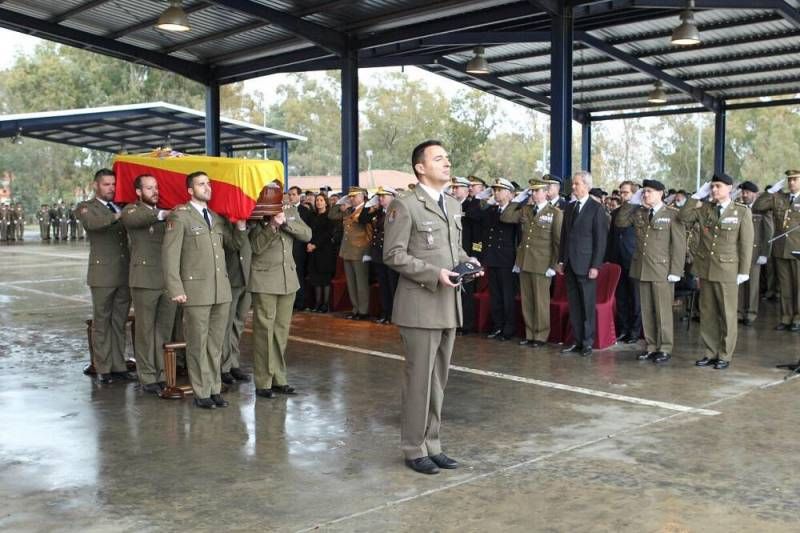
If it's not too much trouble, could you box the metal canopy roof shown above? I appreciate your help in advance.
[0,1,799,118]
[0,102,306,154]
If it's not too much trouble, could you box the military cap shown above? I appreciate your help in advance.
[642,179,665,192]
[491,177,515,191]
[739,180,758,193]
[785,169,800,179]
[541,173,561,184]
[467,175,487,186]
[347,186,368,196]
[451,176,471,187]
[527,178,551,190]
[711,173,733,185]
[589,187,607,198]
[375,186,397,196]
[511,181,522,191]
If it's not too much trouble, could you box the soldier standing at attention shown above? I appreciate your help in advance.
[0,204,8,242]
[737,181,772,326]
[615,179,686,364]
[329,186,372,319]
[679,174,753,370]
[501,177,562,347]
[15,203,24,241]
[162,171,247,409]
[220,221,253,385]
[50,203,60,241]
[75,169,132,384]
[58,201,69,241]
[120,175,177,394]
[249,203,312,399]
[384,140,477,475]
[752,170,800,331]
[38,204,50,241]
[358,186,398,324]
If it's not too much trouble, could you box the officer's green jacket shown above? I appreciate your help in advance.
[616,202,686,281]
[161,203,245,306]
[248,206,312,295]
[752,191,798,259]
[329,203,371,260]
[75,198,129,288]
[383,189,470,329]
[120,201,167,290]
[678,200,754,282]
[500,201,562,273]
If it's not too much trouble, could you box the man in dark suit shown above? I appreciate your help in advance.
[557,171,609,356]
[287,186,312,310]
[607,180,641,343]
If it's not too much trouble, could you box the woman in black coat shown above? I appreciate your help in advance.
[306,193,339,312]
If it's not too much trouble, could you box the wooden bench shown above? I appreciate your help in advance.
[82,313,137,375]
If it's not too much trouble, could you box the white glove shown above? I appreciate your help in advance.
[736,274,749,285]
[667,274,680,283]
[362,254,372,263]
[731,187,741,200]
[476,188,492,200]
[364,195,379,208]
[336,196,349,206]
[756,256,768,265]
[486,197,497,206]
[629,188,643,206]
[157,209,170,221]
[664,194,675,205]
[545,268,556,278]
[692,181,711,200]
[768,179,785,194]
[512,265,521,274]
[512,190,531,204]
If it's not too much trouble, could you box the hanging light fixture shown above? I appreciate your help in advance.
[648,81,667,104]
[156,1,191,32]
[466,46,490,75]
[671,0,700,46]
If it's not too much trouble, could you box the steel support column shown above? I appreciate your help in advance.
[279,140,289,191]
[341,48,359,192]
[581,120,591,172]
[205,81,221,156]
[714,103,726,176]
[550,7,574,188]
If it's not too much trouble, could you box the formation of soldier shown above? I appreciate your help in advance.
[1,202,25,242]
[32,201,85,241]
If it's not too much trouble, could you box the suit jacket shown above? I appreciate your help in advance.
[749,207,773,266]
[248,205,312,295]
[383,188,470,329]
[615,202,686,281]
[679,200,754,282]
[752,191,798,259]
[501,201,562,274]
[465,201,518,268]
[329,203,372,260]
[120,201,167,290]
[607,206,636,269]
[460,196,482,256]
[161,203,245,306]
[558,198,608,276]
[75,198,129,288]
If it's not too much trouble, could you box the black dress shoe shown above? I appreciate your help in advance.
[519,339,534,346]
[405,456,439,475]
[255,388,275,399]
[616,333,630,343]
[230,368,250,382]
[561,344,581,354]
[637,351,656,361]
[581,346,593,357]
[220,372,234,385]
[210,394,229,407]
[99,373,114,384]
[791,322,800,332]
[486,329,502,339]
[695,357,717,367]
[142,383,161,394]
[374,317,388,324]
[775,323,790,331]
[345,312,357,320]
[713,360,730,370]
[495,334,510,342]
[653,352,671,364]
[317,304,329,313]
[625,336,639,344]
[194,397,216,409]
[112,371,138,381]
[429,453,459,469]
[157,381,166,390]
[271,384,297,395]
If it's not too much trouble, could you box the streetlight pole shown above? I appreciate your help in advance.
[696,115,703,191]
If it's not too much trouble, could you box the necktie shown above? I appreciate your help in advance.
[715,205,722,219]
[790,195,795,204]
[107,202,116,214]
[648,208,654,223]
[202,208,211,229]
[532,205,539,216]
[437,194,446,216]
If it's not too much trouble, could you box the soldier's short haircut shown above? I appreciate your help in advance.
[94,168,115,182]
[133,174,155,190]
[288,185,302,194]
[186,171,207,188]
[411,139,443,178]
[619,180,635,190]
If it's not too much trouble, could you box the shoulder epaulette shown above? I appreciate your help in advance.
[734,201,747,208]
[397,189,413,199]
[176,205,190,211]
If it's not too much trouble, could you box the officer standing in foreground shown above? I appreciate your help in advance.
[249,203,312,399]
[615,179,686,364]
[120,174,177,394]
[384,140,476,475]
[679,174,753,369]
[75,168,132,384]
[162,171,247,409]
[501,177,562,346]
[737,181,773,326]
[221,221,253,385]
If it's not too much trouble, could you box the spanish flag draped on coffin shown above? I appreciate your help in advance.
[112,152,284,220]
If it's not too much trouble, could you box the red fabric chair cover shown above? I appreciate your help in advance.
[552,263,621,348]
[547,273,570,343]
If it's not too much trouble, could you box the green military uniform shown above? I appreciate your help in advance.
[500,198,562,343]
[58,204,69,240]
[4,205,16,241]
[75,198,131,375]
[248,206,312,390]
[0,205,8,241]
[616,202,686,355]
[38,206,50,240]
[49,205,60,240]
[120,201,177,386]
[384,187,470,461]
[162,202,245,399]
[222,224,252,374]
[752,190,800,328]
[15,205,24,240]
[329,197,372,316]
[738,204,773,323]
[679,200,754,362]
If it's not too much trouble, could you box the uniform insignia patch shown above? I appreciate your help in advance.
[166,220,175,231]
[388,209,397,223]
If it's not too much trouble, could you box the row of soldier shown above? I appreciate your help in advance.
[36,202,85,241]
[0,202,25,241]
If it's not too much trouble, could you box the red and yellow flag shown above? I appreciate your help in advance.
[113,153,284,220]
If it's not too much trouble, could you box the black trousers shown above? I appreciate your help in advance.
[488,266,516,337]
[615,266,641,338]
[374,262,399,320]
[460,280,476,332]
[566,264,597,348]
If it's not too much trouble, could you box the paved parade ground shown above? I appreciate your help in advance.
[1,239,799,532]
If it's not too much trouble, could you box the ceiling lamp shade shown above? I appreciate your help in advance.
[648,81,667,104]
[466,47,490,75]
[156,1,191,32]
[671,2,700,46]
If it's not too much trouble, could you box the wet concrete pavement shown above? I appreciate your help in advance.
[1,239,799,532]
